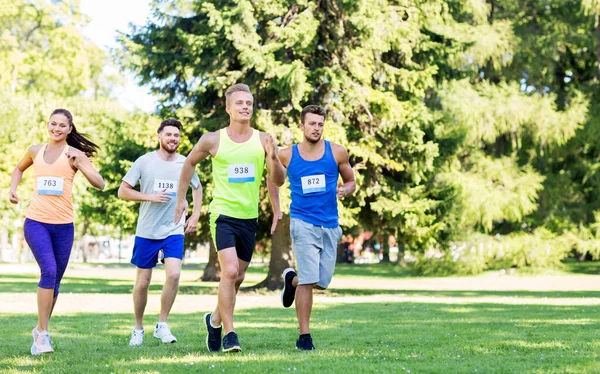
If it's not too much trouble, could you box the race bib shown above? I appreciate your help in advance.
[38,177,64,196]
[301,174,326,194]
[228,164,255,183]
[153,179,177,196]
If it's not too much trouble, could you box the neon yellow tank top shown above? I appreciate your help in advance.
[209,128,265,219]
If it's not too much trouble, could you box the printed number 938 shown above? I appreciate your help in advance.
[234,167,250,174]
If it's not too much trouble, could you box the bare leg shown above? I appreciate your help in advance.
[211,257,250,327]
[211,248,251,333]
[295,284,314,335]
[36,287,54,332]
[49,296,58,319]
[133,268,153,330]
[159,258,182,322]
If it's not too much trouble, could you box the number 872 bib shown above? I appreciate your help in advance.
[301,174,326,194]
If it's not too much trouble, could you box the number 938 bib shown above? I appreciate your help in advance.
[228,164,255,183]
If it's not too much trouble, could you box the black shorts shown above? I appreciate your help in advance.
[209,213,258,262]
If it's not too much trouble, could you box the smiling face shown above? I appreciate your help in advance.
[158,125,181,154]
[300,112,326,144]
[226,91,254,123]
[47,113,72,142]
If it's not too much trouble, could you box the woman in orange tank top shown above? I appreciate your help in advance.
[9,109,105,355]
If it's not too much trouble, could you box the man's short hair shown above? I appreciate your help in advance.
[157,118,183,133]
[301,105,326,124]
[225,83,253,106]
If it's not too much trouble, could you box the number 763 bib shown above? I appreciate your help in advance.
[37,177,64,196]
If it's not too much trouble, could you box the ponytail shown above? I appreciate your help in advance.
[50,109,100,158]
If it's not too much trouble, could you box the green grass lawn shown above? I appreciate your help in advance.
[1,261,599,373]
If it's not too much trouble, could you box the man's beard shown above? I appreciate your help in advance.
[162,141,179,153]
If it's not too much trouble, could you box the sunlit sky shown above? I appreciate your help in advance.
[80,0,157,112]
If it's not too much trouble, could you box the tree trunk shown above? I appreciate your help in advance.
[200,240,221,282]
[248,214,294,290]
[379,234,390,262]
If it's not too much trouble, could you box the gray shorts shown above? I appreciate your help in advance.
[290,218,343,289]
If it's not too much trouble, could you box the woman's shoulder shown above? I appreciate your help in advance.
[27,144,44,158]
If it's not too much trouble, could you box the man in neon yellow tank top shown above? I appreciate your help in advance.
[175,83,286,352]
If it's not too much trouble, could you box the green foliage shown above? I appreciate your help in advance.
[410,229,571,276]
[0,0,162,240]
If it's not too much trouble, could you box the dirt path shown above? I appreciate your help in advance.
[2,263,600,314]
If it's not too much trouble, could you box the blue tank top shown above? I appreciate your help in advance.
[288,140,339,228]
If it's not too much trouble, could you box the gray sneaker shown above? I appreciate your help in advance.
[153,323,177,343]
[31,328,54,355]
[129,329,144,346]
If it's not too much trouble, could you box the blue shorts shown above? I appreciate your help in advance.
[131,235,184,269]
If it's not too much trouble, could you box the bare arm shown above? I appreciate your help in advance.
[267,178,282,234]
[9,146,36,204]
[184,185,202,234]
[334,144,356,198]
[268,146,291,234]
[117,181,171,203]
[67,148,105,190]
[175,133,215,223]
[261,133,286,187]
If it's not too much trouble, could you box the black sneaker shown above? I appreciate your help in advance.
[204,313,222,352]
[222,331,242,353]
[281,268,297,308]
[296,334,315,350]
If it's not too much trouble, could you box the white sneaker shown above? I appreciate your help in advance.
[31,328,54,355]
[153,323,177,343]
[129,329,144,346]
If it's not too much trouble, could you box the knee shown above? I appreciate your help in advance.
[135,277,151,290]
[40,268,57,287]
[221,266,239,282]
[166,270,180,284]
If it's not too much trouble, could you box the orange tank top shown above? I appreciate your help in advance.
[26,144,76,224]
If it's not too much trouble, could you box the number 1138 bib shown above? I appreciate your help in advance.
[153,179,177,196]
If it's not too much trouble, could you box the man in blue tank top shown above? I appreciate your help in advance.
[278,105,356,350]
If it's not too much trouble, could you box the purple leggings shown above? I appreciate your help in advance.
[24,218,74,297]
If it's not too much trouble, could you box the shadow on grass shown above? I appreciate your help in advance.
[561,259,600,275]
[1,300,599,373]
[324,288,600,299]
[0,274,219,295]
[2,273,599,299]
